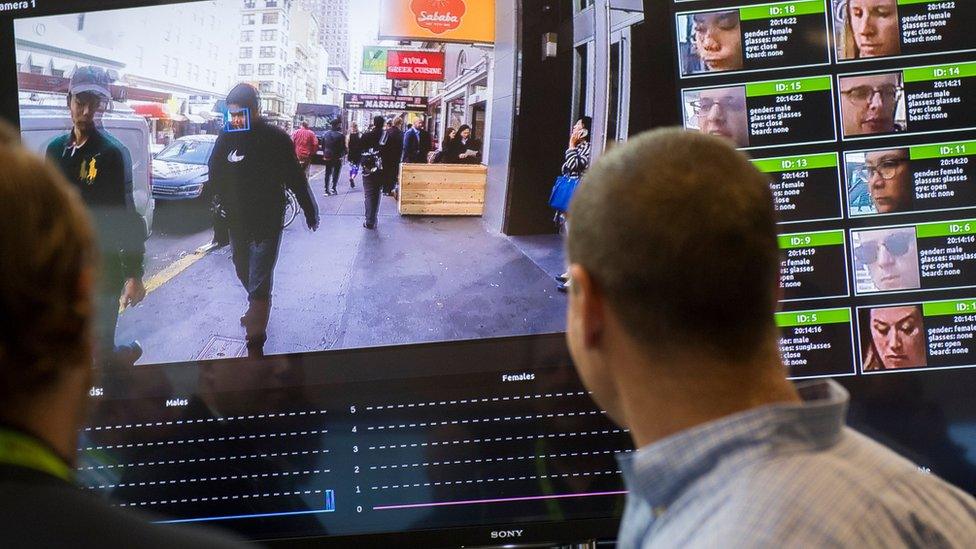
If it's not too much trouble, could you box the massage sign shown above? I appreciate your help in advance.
[410,0,465,34]
[387,50,446,82]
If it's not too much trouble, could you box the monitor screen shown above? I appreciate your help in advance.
[0,0,626,545]
[669,0,976,492]
[2,0,976,546]
[4,0,565,367]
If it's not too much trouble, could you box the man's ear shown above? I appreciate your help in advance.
[569,264,605,348]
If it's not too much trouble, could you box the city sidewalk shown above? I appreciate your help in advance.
[117,168,568,364]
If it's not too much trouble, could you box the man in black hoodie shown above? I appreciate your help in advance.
[209,83,319,355]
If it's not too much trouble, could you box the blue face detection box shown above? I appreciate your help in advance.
[224,107,251,132]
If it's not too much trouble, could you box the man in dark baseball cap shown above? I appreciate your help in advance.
[45,65,147,371]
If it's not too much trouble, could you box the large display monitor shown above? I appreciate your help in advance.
[671,0,976,492]
[2,0,975,546]
[0,1,628,546]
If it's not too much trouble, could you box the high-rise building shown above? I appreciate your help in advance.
[302,0,349,73]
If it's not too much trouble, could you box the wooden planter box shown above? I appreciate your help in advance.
[398,163,487,216]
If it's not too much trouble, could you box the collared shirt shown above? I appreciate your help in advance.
[616,380,976,548]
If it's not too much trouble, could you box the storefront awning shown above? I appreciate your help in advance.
[132,103,169,119]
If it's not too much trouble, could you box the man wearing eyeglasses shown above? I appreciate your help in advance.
[840,73,904,136]
[45,66,147,370]
[853,227,920,292]
[688,86,750,148]
[859,148,912,214]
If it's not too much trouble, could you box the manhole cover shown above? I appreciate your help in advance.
[195,335,247,360]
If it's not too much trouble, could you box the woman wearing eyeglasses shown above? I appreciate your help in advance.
[857,148,912,214]
[838,0,901,60]
[839,73,904,136]
[862,305,927,371]
[854,227,920,292]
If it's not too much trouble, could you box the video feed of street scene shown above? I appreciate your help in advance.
[14,0,567,366]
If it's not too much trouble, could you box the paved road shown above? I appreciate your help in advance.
[116,165,566,365]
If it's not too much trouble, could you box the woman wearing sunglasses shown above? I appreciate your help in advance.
[854,227,920,292]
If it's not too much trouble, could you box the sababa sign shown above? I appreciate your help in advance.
[342,93,430,113]
[379,0,494,44]
[386,50,445,81]
[411,0,464,34]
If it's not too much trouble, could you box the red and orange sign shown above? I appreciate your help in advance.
[386,50,446,81]
[379,0,494,44]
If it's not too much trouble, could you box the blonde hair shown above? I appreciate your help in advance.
[0,123,96,399]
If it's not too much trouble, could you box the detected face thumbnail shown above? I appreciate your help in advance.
[836,0,902,60]
[853,227,920,292]
[678,11,744,75]
[848,148,912,215]
[839,73,904,137]
[684,86,750,148]
[862,305,927,371]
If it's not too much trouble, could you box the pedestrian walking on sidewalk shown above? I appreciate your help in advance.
[291,120,318,178]
[346,122,363,188]
[381,117,404,196]
[321,119,346,195]
[45,66,147,370]
[359,115,387,229]
[402,116,431,164]
[209,83,319,355]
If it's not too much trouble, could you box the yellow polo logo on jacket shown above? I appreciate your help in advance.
[80,156,98,185]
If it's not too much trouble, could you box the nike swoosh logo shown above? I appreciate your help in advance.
[228,149,245,163]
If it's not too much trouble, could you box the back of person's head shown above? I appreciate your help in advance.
[373,115,385,131]
[300,120,309,129]
[393,117,403,129]
[567,128,778,363]
[330,119,341,131]
[0,123,96,405]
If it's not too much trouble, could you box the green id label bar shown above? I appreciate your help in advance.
[776,308,851,327]
[740,0,825,21]
[753,153,837,173]
[910,140,976,160]
[923,299,976,317]
[746,76,832,97]
[778,230,845,249]
[903,62,976,83]
[915,220,976,238]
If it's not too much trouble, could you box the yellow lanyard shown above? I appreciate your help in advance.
[0,428,72,482]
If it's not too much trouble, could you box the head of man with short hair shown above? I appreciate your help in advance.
[0,126,95,462]
[300,120,309,129]
[566,128,790,432]
[564,128,976,548]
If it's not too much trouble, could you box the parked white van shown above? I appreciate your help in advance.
[18,101,155,234]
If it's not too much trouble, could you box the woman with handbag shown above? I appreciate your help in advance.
[553,116,592,292]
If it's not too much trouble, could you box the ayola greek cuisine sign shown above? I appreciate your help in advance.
[379,0,494,44]
[386,50,446,81]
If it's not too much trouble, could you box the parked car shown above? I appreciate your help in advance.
[150,134,217,200]
[19,100,155,234]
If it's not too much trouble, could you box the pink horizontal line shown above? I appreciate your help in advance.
[373,490,628,511]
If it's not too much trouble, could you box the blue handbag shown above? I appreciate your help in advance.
[549,175,580,213]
